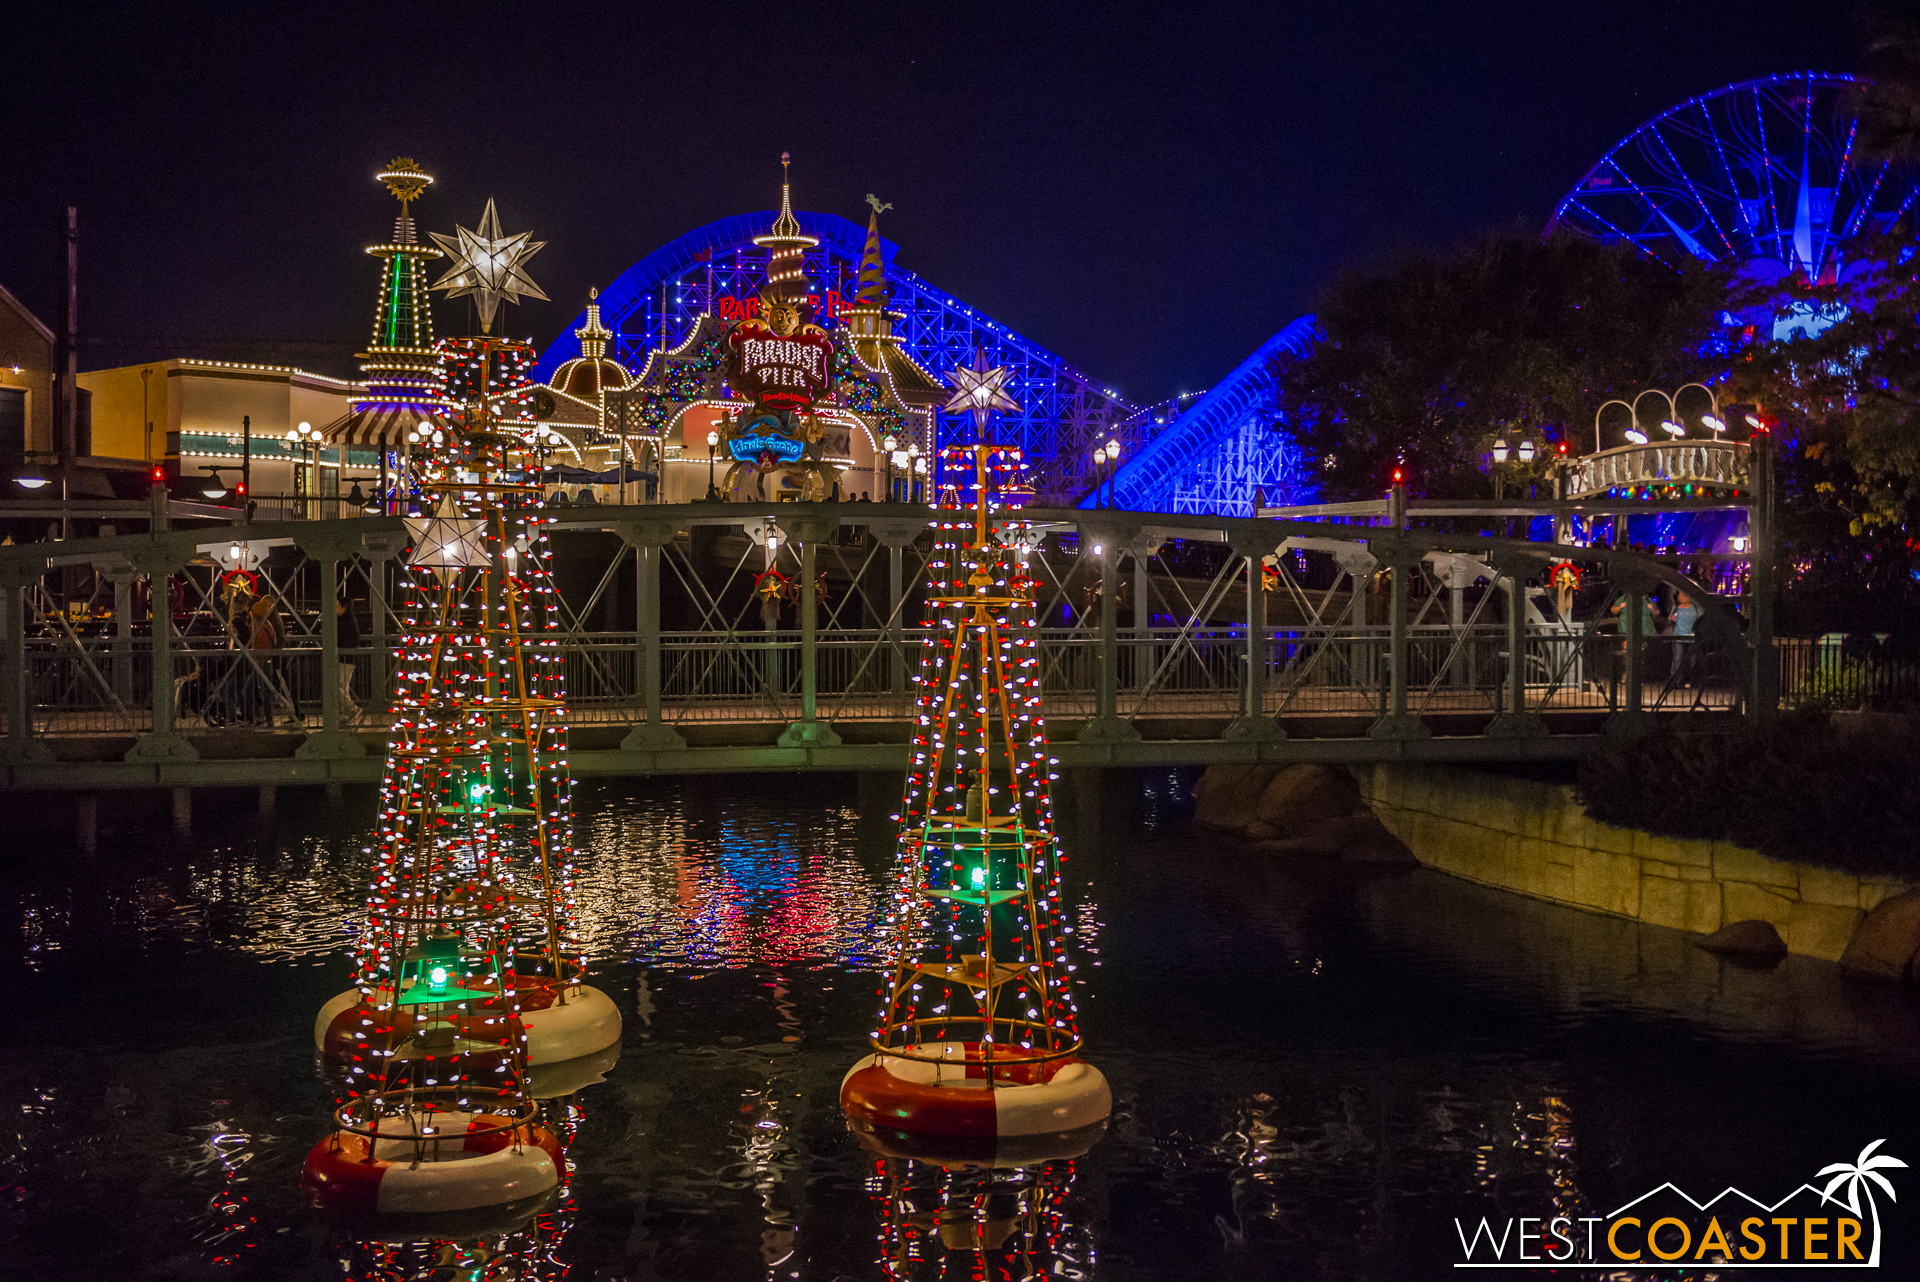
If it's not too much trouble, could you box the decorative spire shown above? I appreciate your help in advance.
[574,285,612,361]
[354,157,445,414]
[376,156,433,244]
[856,194,892,307]
[753,152,819,306]
[430,198,549,335]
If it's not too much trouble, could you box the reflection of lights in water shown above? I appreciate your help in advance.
[872,1156,1092,1281]
[5,785,896,975]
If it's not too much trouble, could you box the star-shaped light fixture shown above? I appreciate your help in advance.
[429,198,549,333]
[404,497,491,578]
[943,348,1021,437]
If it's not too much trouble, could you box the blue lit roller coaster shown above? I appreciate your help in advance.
[1546,72,1920,339]
[532,210,1139,502]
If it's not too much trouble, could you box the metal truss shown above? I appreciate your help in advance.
[1095,316,1320,517]
[531,211,1140,503]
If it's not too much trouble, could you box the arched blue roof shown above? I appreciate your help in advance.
[533,210,890,380]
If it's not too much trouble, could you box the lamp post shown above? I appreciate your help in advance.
[906,440,921,502]
[1593,384,1723,452]
[706,429,720,500]
[287,419,322,517]
[1103,438,1121,508]
[881,434,897,502]
[1489,435,1537,500]
[912,453,927,504]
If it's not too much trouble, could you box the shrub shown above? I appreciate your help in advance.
[1576,712,1920,879]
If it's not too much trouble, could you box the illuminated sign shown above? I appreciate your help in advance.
[728,414,807,464]
[730,321,833,412]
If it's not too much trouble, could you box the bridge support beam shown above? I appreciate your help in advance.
[777,518,840,749]
[296,538,366,761]
[1077,531,1140,745]
[620,521,686,751]
[1367,529,1429,741]
[126,563,198,764]
[1750,434,1777,717]
[1223,530,1283,743]
[1605,564,1656,741]
[1485,554,1548,738]
[1,566,52,764]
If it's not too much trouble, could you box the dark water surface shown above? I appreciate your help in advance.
[2,770,1916,1281]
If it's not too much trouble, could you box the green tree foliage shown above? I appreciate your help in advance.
[1268,228,1729,500]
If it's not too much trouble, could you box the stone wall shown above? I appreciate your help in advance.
[1353,762,1910,963]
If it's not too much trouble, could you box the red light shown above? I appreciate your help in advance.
[236,482,247,496]
[151,466,165,483]
[1557,440,1569,454]
[1391,468,1404,484]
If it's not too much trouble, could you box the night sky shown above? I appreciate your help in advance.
[0,3,1862,406]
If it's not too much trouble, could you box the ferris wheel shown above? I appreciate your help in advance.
[1547,72,1919,302]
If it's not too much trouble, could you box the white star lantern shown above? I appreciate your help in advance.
[429,199,549,333]
[405,498,491,577]
[943,349,1021,435]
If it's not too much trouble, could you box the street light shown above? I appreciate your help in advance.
[1516,439,1535,463]
[705,429,720,500]
[907,440,921,501]
[1102,438,1122,507]
[286,419,322,515]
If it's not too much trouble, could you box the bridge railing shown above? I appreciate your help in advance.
[14,621,1743,741]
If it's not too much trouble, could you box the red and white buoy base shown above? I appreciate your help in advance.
[301,1112,563,1219]
[315,979,622,1066]
[840,1041,1111,1164]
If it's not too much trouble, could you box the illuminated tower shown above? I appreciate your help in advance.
[356,158,447,418]
[841,368,1110,1161]
[753,152,819,311]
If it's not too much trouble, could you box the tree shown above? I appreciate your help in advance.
[1267,227,1729,501]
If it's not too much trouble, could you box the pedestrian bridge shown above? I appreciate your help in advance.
[0,499,1768,796]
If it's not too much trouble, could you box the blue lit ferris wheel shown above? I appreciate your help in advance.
[1547,72,1919,337]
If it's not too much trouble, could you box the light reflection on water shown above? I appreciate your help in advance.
[0,770,1915,1280]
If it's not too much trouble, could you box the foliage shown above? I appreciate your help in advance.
[1268,227,1730,500]
[1577,712,1920,878]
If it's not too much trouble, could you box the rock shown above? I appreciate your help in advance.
[1694,919,1788,960]
[1838,888,1920,984]
[1192,763,1280,831]
[1255,810,1417,865]
[1253,764,1362,837]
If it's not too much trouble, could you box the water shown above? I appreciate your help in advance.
[1,771,1916,1280]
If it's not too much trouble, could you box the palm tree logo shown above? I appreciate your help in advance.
[1818,1139,1908,1266]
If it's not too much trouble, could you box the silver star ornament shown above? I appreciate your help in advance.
[430,198,549,332]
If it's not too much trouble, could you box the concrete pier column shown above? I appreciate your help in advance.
[258,783,276,816]
[171,786,191,833]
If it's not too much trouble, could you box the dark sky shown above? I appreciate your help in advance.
[0,2,1862,406]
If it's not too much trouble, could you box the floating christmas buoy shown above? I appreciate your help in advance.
[303,1104,563,1219]
[841,431,1109,1157]
[307,194,616,1224]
